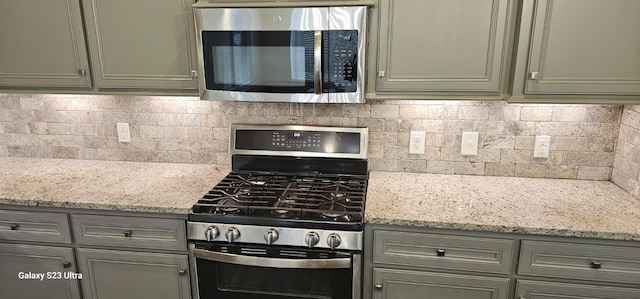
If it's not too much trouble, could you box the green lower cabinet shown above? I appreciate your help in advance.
[516,280,640,299]
[77,248,191,299]
[372,268,510,299]
[0,243,81,299]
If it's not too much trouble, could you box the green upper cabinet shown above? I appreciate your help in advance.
[511,0,640,102]
[368,0,516,99]
[81,0,198,90]
[0,0,91,88]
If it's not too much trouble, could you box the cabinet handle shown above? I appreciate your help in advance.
[10,224,19,230]
[124,230,132,237]
[529,71,539,80]
[378,70,386,78]
[374,283,383,291]
[78,69,86,76]
[436,249,446,257]
[178,269,187,276]
[590,261,602,269]
[191,70,198,78]
[518,297,527,299]
[63,261,72,268]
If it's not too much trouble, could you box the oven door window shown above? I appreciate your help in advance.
[194,244,353,299]
[202,31,315,93]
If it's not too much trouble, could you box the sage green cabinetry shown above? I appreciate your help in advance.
[365,225,515,299]
[511,0,640,102]
[81,0,198,90]
[516,280,640,299]
[365,224,640,299]
[0,0,197,93]
[0,0,91,88]
[0,206,192,299]
[0,208,81,299]
[0,244,81,299]
[367,0,516,99]
[77,248,191,299]
[71,213,192,299]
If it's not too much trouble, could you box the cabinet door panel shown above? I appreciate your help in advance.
[0,0,91,88]
[77,248,191,299]
[0,243,81,299]
[82,0,197,89]
[525,0,640,95]
[516,280,640,299]
[376,0,511,94]
[372,268,510,299]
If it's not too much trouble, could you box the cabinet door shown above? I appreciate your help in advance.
[81,0,198,90]
[374,0,512,95]
[372,268,510,299]
[0,243,81,299]
[524,0,640,95]
[516,280,640,299]
[0,0,91,88]
[77,248,191,299]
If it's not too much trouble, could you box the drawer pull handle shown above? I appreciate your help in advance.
[10,224,19,230]
[63,261,72,268]
[590,261,602,269]
[436,249,446,257]
[124,230,132,237]
[374,283,383,291]
[178,269,187,276]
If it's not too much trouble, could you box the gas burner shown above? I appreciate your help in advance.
[192,170,366,224]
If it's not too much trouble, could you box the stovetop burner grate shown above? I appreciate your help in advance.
[192,171,367,223]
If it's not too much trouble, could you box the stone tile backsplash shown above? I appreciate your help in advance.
[0,93,623,181]
[612,105,640,198]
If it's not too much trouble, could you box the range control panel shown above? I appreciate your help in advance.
[272,132,321,149]
[233,127,363,154]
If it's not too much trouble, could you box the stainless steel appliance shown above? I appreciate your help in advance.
[193,5,367,103]
[188,124,368,299]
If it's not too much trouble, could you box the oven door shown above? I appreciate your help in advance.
[189,242,361,299]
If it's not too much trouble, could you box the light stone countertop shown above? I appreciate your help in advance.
[366,171,640,241]
[0,157,230,214]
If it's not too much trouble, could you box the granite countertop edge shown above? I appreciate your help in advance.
[364,217,639,241]
[0,198,191,215]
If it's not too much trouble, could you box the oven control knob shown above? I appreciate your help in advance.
[327,233,342,250]
[305,232,320,248]
[204,226,219,242]
[264,229,279,245]
[225,227,240,243]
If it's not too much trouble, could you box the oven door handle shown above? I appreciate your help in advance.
[193,248,351,269]
[313,30,322,95]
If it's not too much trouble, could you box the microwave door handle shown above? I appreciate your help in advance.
[193,248,350,269]
[313,30,322,95]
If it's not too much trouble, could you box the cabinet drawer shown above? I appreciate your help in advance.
[372,230,515,274]
[516,280,640,299]
[0,209,71,244]
[71,214,186,251]
[519,240,640,285]
[373,268,510,299]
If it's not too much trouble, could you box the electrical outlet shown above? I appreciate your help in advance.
[534,135,551,158]
[116,123,131,143]
[461,132,479,156]
[409,131,425,154]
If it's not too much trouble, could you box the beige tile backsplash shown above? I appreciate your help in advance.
[0,93,625,183]
[612,105,640,198]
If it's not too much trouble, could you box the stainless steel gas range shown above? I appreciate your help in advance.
[188,124,368,299]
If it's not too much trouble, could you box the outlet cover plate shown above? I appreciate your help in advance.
[461,132,479,156]
[409,131,426,154]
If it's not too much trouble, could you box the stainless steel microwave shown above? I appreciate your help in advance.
[193,5,367,103]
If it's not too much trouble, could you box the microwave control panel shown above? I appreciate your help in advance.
[325,30,358,93]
